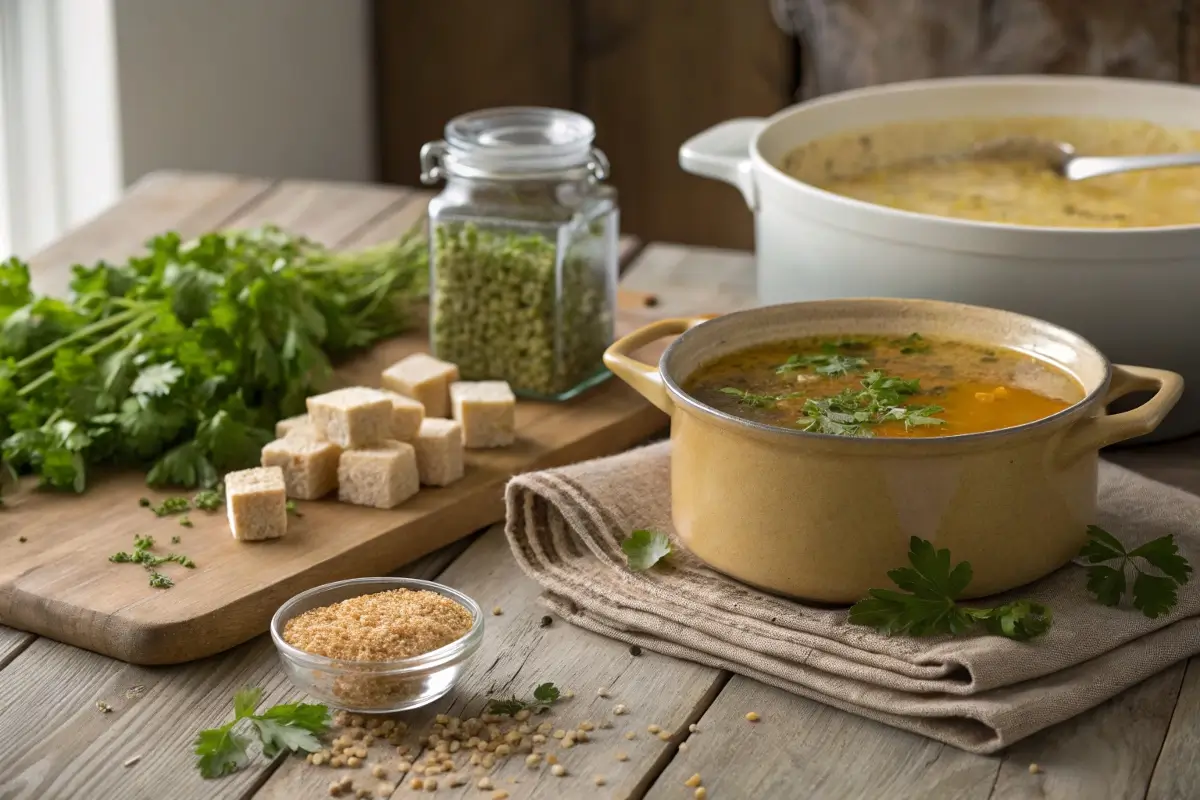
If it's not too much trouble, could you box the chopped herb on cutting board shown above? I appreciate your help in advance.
[109,533,196,589]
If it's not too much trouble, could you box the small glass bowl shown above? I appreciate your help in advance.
[270,577,484,713]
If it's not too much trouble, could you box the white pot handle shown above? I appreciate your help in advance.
[679,118,765,211]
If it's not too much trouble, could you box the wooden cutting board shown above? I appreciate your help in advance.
[0,175,688,666]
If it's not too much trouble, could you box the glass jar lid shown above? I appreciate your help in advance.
[421,107,609,183]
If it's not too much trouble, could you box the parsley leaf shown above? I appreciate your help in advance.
[194,726,253,779]
[896,333,930,354]
[485,682,562,716]
[233,687,262,719]
[621,529,673,571]
[258,701,332,733]
[1079,525,1192,618]
[192,484,224,511]
[718,387,799,408]
[130,361,184,397]
[148,571,174,589]
[776,353,868,377]
[193,688,330,779]
[251,718,323,759]
[849,537,1051,641]
[532,682,560,704]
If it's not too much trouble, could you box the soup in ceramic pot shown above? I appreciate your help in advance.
[781,116,1200,228]
[684,333,1083,438]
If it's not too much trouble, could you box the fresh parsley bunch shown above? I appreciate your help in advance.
[194,687,329,778]
[849,537,1052,641]
[0,225,426,496]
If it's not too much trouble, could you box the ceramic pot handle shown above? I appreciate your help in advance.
[1058,365,1184,463]
[678,118,765,211]
[603,317,714,414]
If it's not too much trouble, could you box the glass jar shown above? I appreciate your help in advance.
[420,107,618,401]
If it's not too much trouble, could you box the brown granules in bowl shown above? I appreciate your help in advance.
[284,589,473,661]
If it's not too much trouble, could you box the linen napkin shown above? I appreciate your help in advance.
[504,441,1200,754]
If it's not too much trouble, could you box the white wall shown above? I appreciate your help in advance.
[113,0,375,185]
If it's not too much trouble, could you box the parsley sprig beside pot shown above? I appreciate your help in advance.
[1079,525,1192,617]
[848,537,1052,641]
[851,526,1194,641]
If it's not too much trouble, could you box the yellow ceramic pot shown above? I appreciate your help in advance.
[603,299,1183,602]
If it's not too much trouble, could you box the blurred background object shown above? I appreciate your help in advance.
[2,0,1198,256]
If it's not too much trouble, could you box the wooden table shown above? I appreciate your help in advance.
[4,173,1200,800]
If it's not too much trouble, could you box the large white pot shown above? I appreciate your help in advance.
[679,75,1200,441]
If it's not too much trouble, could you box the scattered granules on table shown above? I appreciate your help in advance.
[283,589,473,661]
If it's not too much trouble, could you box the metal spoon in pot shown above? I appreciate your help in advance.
[960,136,1200,181]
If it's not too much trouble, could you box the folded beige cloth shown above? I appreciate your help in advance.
[504,441,1200,754]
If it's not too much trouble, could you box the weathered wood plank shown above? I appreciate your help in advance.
[223,180,410,246]
[0,626,33,667]
[0,540,471,800]
[985,665,1183,800]
[1146,659,1200,799]
[648,677,998,800]
[578,0,790,251]
[28,172,274,296]
[1109,441,1200,800]
[255,526,724,800]
[617,244,756,323]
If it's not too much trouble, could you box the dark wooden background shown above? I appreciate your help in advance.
[373,0,1200,250]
